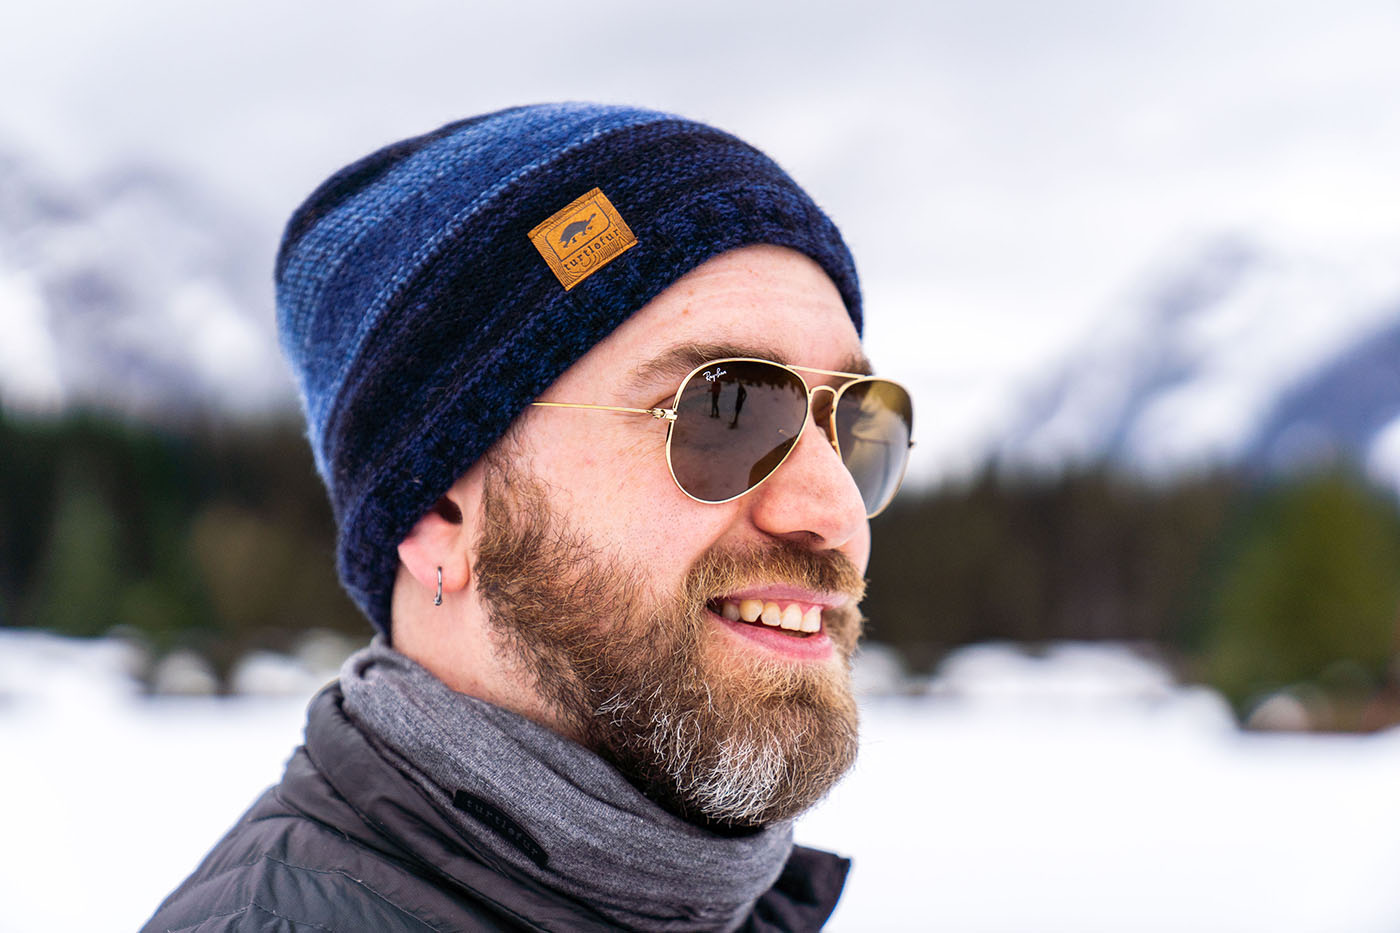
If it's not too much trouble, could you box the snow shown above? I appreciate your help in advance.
[0,268,64,414]
[4,632,1400,932]
[1366,416,1400,489]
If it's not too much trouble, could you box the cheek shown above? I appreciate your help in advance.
[849,521,872,576]
[530,420,651,497]
[528,422,705,541]
[517,415,754,577]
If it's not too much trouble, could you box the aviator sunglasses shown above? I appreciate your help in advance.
[532,357,915,517]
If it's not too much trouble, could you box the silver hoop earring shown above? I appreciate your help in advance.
[434,567,443,607]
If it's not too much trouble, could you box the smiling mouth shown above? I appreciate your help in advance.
[708,598,823,636]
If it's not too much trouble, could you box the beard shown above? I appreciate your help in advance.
[471,455,866,829]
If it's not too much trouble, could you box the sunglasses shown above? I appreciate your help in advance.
[532,357,914,517]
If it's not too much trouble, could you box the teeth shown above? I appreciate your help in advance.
[719,599,824,634]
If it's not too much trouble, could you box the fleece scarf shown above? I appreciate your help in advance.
[339,641,794,932]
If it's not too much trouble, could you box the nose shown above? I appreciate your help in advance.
[746,402,869,551]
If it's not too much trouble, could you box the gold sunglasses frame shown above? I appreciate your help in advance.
[530,356,914,518]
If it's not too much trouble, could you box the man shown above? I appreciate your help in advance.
[145,103,913,932]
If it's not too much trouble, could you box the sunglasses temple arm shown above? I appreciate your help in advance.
[530,401,677,422]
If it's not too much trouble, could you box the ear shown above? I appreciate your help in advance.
[396,468,484,599]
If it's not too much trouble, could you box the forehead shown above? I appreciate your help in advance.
[567,245,865,395]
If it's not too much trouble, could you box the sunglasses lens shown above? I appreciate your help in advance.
[668,360,809,503]
[834,379,913,515]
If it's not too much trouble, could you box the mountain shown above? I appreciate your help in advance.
[997,235,1400,485]
[6,149,1400,490]
[0,147,294,421]
[1242,317,1400,476]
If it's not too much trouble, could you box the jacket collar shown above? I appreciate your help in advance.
[288,683,849,931]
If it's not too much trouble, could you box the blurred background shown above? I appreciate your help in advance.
[4,1,1400,930]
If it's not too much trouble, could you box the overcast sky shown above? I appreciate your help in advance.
[5,0,1400,478]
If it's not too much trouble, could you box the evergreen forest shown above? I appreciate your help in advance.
[4,409,1400,730]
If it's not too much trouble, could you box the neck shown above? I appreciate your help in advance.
[391,570,581,741]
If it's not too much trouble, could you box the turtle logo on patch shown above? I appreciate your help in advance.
[528,189,637,291]
[559,214,596,247]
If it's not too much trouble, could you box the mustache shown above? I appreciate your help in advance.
[684,539,867,606]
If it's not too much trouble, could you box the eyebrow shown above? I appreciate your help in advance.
[626,342,875,397]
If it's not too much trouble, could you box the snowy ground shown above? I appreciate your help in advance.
[3,632,1400,933]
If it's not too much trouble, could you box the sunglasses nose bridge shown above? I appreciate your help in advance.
[807,384,839,447]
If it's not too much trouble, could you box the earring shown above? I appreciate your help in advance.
[434,567,443,607]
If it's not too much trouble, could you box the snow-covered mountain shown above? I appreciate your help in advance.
[997,235,1400,485]
[5,148,1400,492]
[0,147,294,420]
[1243,317,1400,478]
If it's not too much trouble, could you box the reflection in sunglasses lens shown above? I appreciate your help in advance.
[668,362,808,503]
[835,380,913,515]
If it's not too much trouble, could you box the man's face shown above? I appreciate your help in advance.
[472,245,873,827]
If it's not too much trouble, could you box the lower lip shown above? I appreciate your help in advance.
[707,608,835,661]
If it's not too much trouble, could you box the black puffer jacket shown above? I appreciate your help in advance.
[142,685,850,932]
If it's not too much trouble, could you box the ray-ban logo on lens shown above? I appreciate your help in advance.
[528,188,637,291]
[704,368,727,382]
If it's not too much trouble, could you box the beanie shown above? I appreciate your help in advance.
[275,102,862,635]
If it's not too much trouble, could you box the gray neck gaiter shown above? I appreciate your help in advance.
[339,641,794,932]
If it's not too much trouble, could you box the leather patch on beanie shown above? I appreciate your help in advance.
[528,188,637,290]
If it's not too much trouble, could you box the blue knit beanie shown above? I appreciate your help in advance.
[276,102,862,635]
